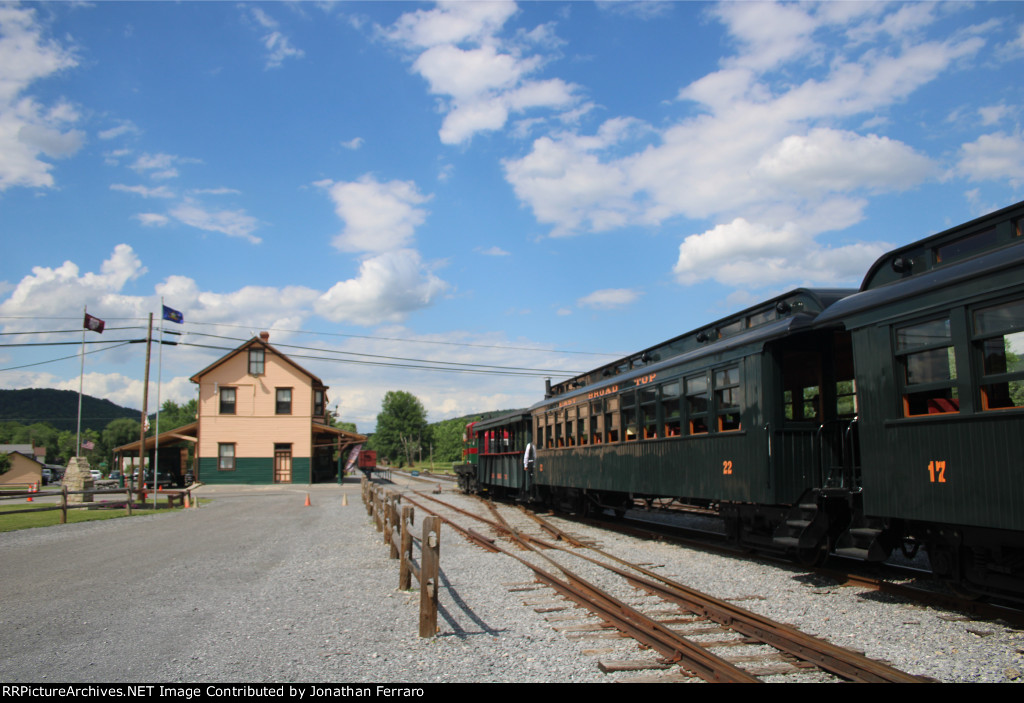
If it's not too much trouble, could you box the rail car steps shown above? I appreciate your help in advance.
[835,521,892,562]
[773,490,829,550]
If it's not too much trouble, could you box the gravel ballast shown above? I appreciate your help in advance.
[1,478,1022,683]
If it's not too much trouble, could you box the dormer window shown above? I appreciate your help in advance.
[314,389,324,417]
[249,348,264,375]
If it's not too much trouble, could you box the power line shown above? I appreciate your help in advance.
[185,331,583,374]
[0,326,146,335]
[0,342,135,373]
[178,342,574,378]
[180,320,623,357]
[0,316,625,357]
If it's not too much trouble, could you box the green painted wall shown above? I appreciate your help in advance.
[198,456,312,484]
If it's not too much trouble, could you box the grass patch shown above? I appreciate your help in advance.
[0,502,198,533]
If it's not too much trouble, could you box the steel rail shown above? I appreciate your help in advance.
[408,492,760,682]
[518,506,929,683]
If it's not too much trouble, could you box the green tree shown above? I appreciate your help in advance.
[370,391,428,467]
[430,416,479,463]
[149,398,197,434]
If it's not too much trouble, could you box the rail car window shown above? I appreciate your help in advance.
[836,380,858,417]
[565,407,576,447]
[747,308,775,328]
[715,366,742,431]
[605,397,620,442]
[591,399,604,444]
[718,319,744,338]
[781,350,821,422]
[974,299,1024,410]
[639,386,659,439]
[685,374,709,434]
[578,405,589,446]
[622,391,638,441]
[896,318,959,416]
[934,227,997,264]
[662,381,681,437]
[784,386,820,422]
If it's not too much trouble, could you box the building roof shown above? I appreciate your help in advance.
[113,422,198,454]
[0,444,37,457]
[189,332,325,388]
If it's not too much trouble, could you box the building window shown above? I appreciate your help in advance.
[249,348,264,375]
[219,387,236,415]
[313,389,324,417]
[895,317,958,416]
[218,443,235,471]
[276,388,292,415]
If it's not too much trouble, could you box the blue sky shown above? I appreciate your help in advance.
[1,1,1023,432]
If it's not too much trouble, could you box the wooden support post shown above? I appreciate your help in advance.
[60,484,68,524]
[419,516,440,638]
[388,494,401,559]
[399,506,414,590]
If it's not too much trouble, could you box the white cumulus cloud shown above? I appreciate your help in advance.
[315,250,449,326]
[317,175,431,253]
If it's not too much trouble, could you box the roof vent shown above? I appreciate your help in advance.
[259,331,270,342]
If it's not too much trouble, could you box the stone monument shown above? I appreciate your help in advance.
[63,456,94,504]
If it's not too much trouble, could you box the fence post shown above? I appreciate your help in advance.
[399,506,414,590]
[388,493,401,559]
[60,484,68,524]
[419,516,440,638]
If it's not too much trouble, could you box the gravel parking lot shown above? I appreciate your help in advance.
[0,481,604,684]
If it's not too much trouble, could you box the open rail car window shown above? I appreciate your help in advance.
[973,298,1024,410]
[896,317,959,416]
[662,381,681,437]
[622,391,638,441]
[685,373,709,435]
[577,405,589,445]
[715,365,742,431]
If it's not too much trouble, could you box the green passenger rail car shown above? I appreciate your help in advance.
[460,199,1024,601]
[814,199,1024,599]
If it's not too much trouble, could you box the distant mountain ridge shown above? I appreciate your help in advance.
[0,388,139,432]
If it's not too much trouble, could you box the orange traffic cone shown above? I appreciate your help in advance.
[26,483,35,502]
[304,493,311,507]
[184,494,191,509]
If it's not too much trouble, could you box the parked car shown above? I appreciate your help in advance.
[90,469,101,482]
[41,468,52,485]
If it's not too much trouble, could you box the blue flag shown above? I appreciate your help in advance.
[162,305,184,324]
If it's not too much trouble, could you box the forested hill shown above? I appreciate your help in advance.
[0,388,139,432]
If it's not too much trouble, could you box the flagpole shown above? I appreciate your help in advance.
[137,312,153,510]
[77,306,86,458]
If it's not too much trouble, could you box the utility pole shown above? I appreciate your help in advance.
[133,312,153,514]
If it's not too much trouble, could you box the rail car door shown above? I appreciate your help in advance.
[770,331,860,498]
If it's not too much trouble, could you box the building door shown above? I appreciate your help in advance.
[274,444,292,483]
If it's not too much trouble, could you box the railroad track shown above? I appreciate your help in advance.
[576,505,1024,629]
[402,489,930,683]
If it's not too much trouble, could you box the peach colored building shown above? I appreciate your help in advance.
[189,332,364,484]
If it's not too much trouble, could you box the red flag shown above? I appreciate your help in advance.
[84,313,105,333]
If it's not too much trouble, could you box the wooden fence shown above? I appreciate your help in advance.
[0,485,194,522]
[362,478,440,637]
